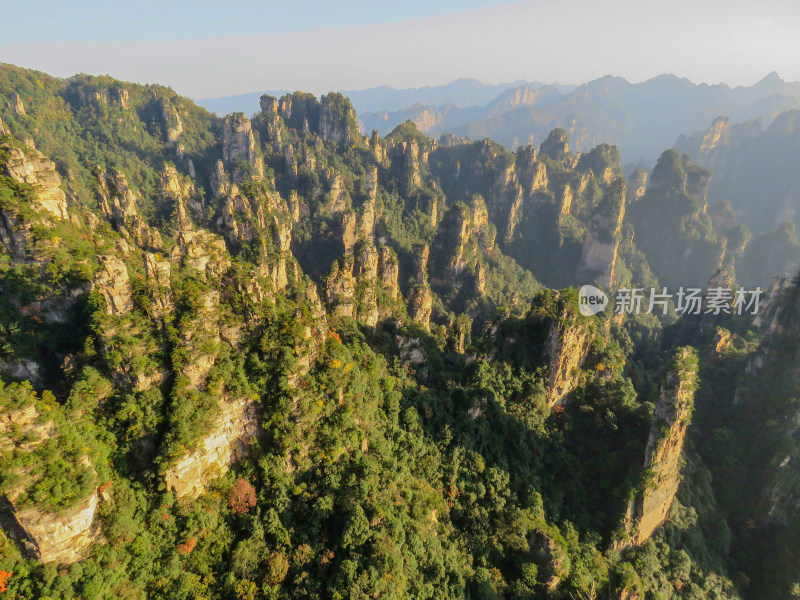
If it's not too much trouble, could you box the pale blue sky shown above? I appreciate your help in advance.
[2,0,799,99]
[2,0,514,44]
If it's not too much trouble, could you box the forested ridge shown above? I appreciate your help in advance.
[0,63,798,600]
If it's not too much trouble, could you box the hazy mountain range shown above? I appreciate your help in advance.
[198,73,800,163]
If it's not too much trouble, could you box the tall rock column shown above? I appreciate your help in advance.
[617,347,698,547]
[578,177,626,287]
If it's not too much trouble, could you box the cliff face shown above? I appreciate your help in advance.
[736,277,800,520]
[223,113,264,182]
[427,129,632,290]
[165,394,260,499]
[3,144,69,221]
[543,315,593,407]
[0,401,103,564]
[10,492,101,564]
[578,178,626,287]
[0,139,72,260]
[618,347,698,547]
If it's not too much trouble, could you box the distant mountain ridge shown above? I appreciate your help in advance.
[362,73,800,163]
[199,73,800,164]
[197,77,565,118]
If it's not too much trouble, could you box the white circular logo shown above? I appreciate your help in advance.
[578,285,609,316]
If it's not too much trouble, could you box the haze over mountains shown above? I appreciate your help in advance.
[198,73,800,164]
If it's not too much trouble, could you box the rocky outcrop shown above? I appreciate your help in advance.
[515,145,549,196]
[432,197,496,292]
[172,225,229,281]
[93,256,133,316]
[10,92,25,115]
[0,404,102,564]
[10,492,101,564]
[618,347,698,547]
[165,394,260,499]
[4,143,69,221]
[159,164,197,221]
[324,170,348,215]
[578,178,626,287]
[180,289,221,389]
[539,128,570,161]
[143,252,173,318]
[223,113,264,182]
[319,93,358,145]
[389,139,423,190]
[159,97,183,143]
[325,255,357,320]
[260,94,285,149]
[353,243,380,327]
[97,170,162,250]
[378,246,400,303]
[369,130,386,163]
[543,311,593,407]
[627,168,648,204]
[409,244,434,329]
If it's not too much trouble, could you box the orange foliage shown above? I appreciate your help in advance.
[229,478,257,515]
[178,537,197,555]
[0,570,12,593]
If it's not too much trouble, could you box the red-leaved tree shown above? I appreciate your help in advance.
[229,478,257,515]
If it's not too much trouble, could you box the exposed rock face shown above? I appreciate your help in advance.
[389,140,423,190]
[0,114,9,136]
[210,160,233,199]
[543,312,592,407]
[578,178,626,287]
[97,170,162,250]
[378,246,400,302]
[529,528,569,591]
[324,170,348,214]
[0,404,102,564]
[143,252,173,318]
[111,87,130,110]
[324,241,388,326]
[223,113,264,182]
[540,128,570,161]
[11,92,26,115]
[408,245,434,329]
[93,256,133,316]
[627,168,648,204]
[341,212,358,254]
[325,256,357,319]
[160,98,183,143]
[354,243,380,326]
[409,285,433,330]
[432,196,496,292]
[620,347,698,546]
[165,395,260,499]
[159,164,196,220]
[699,116,730,152]
[11,492,101,564]
[180,289,221,389]
[319,93,357,145]
[369,130,386,163]
[4,144,69,220]
[739,278,800,519]
[515,145,549,196]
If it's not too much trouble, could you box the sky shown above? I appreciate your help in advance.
[2,0,800,100]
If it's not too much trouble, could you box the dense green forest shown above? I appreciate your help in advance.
[0,63,799,600]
